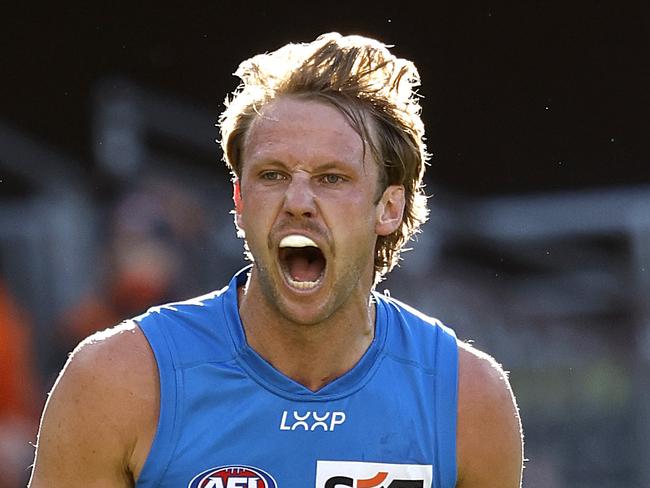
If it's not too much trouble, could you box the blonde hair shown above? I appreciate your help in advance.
[219,32,430,280]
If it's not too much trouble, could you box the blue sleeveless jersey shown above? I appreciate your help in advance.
[135,267,458,488]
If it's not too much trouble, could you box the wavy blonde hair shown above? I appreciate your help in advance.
[219,32,430,280]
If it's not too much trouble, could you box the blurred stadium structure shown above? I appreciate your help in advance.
[1,78,648,487]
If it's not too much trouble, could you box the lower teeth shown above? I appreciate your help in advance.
[287,276,320,289]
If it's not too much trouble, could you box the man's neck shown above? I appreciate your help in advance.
[237,280,376,392]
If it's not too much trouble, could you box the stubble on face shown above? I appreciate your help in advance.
[237,97,383,328]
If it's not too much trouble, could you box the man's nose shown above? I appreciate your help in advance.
[282,174,317,218]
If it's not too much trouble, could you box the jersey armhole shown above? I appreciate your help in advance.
[434,325,459,488]
[135,315,185,487]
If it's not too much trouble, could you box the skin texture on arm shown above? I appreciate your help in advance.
[28,322,159,488]
[456,341,524,488]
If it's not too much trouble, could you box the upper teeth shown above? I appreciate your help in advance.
[279,235,318,248]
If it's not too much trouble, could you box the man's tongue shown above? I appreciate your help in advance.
[288,254,322,282]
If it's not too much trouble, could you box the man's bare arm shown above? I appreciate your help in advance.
[29,322,158,487]
[456,341,524,488]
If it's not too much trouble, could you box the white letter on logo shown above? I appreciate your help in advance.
[280,410,291,430]
[203,478,225,488]
[330,411,346,430]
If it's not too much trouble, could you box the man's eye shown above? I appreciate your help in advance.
[322,174,343,184]
[261,171,284,181]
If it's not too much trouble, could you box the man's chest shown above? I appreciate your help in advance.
[143,363,441,488]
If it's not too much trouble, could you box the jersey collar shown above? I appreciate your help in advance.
[222,266,389,400]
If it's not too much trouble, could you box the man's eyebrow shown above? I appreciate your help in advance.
[248,158,288,168]
[250,159,358,172]
[312,161,352,172]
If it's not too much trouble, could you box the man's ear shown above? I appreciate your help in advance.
[233,179,244,230]
[375,185,405,236]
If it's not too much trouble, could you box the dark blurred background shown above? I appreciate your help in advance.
[1,2,649,487]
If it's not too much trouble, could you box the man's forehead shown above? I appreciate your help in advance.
[249,97,358,135]
[243,97,373,167]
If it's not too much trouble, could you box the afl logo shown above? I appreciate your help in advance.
[188,465,278,488]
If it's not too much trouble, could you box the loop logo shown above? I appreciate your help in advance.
[315,461,432,488]
[188,465,277,488]
[280,410,346,431]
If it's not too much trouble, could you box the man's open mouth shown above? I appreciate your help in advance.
[278,235,326,290]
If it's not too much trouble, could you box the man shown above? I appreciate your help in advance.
[30,33,523,487]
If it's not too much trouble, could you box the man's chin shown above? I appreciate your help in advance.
[270,290,336,327]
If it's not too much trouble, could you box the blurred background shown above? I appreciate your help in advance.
[1,2,649,486]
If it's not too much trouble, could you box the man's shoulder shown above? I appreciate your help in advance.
[70,320,154,375]
[30,321,159,485]
[457,341,512,394]
[457,340,520,429]
[64,321,159,420]
[456,341,523,487]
